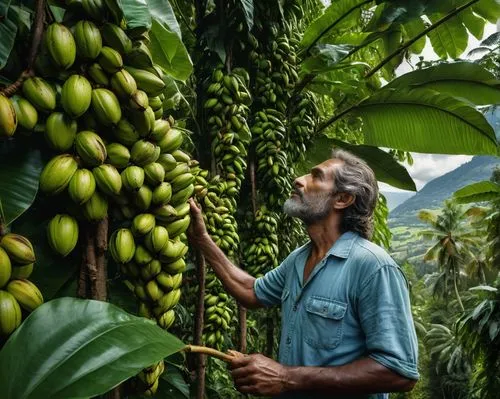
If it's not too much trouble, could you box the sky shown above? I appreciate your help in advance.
[379,22,498,194]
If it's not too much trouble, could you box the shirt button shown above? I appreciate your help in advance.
[292,304,297,311]
[286,337,291,345]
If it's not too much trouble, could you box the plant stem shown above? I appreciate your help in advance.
[0,0,46,97]
[316,104,355,134]
[194,250,206,399]
[366,0,479,78]
[185,345,236,362]
[95,217,108,301]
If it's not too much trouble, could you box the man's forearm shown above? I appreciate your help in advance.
[284,357,416,395]
[198,236,261,309]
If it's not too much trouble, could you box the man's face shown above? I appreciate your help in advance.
[283,159,341,224]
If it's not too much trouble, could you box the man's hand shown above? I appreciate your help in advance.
[187,198,210,247]
[229,353,289,396]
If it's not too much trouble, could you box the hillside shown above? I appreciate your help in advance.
[389,155,499,276]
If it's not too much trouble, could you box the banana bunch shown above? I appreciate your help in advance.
[240,206,280,278]
[202,281,234,348]
[251,108,292,209]
[204,67,252,190]
[0,233,44,339]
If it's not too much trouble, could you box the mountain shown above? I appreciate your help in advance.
[390,156,499,227]
[383,191,415,211]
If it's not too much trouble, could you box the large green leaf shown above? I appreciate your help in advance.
[348,88,498,155]
[458,8,485,40]
[0,140,43,226]
[428,13,468,59]
[237,0,254,31]
[402,17,426,54]
[300,135,416,190]
[300,0,373,54]
[0,298,185,399]
[149,19,193,82]
[148,0,181,38]
[0,8,18,69]
[120,0,152,30]
[301,44,355,74]
[385,62,500,105]
[473,0,500,23]
[453,181,500,203]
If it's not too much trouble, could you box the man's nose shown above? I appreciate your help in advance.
[294,175,305,188]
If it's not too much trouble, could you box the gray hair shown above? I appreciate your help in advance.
[331,149,378,239]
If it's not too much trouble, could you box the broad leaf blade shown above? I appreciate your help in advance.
[237,0,254,30]
[149,19,193,82]
[300,0,371,54]
[0,9,17,69]
[0,140,43,225]
[301,44,355,74]
[148,0,181,38]
[300,135,416,190]
[453,181,500,203]
[428,14,468,59]
[351,88,498,155]
[0,298,185,399]
[120,0,151,30]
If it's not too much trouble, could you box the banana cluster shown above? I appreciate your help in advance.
[0,233,44,339]
[240,206,280,278]
[204,67,252,190]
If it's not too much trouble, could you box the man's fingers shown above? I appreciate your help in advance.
[229,355,252,370]
[188,198,200,214]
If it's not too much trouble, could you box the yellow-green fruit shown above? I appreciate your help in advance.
[171,149,190,163]
[152,182,172,206]
[101,23,132,54]
[165,215,190,239]
[75,131,107,166]
[145,280,163,301]
[143,162,165,186]
[45,112,77,151]
[74,20,102,60]
[130,140,160,166]
[88,63,109,86]
[129,90,149,111]
[159,239,187,263]
[0,248,12,288]
[171,172,195,193]
[170,184,194,207]
[148,96,163,110]
[130,106,155,137]
[144,226,169,253]
[61,75,92,117]
[109,228,135,263]
[134,245,153,265]
[82,0,106,22]
[157,154,177,171]
[0,94,17,137]
[10,263,33,279]
[171,272,182,289]
[39,154,78,195]
[150,119,170,142]
[22,77,56,112]
[132,213,156,236]
[125,41,153,69]
[163,258,186,274]
[45,23,76,69]
[0,233,35,265]
[110,69,137,99]
[82,190,108,221]
[141,260,162,281]
[0,290,22,337]
[68,169,96,204]
[106,143,130,169]
[157,309,175,329]
[98,46,123,74]
[121,165,144,191]
[91,88,121,126]
[47,214,79,257]
[11,96,37,130]
[153,107,163,119]
[153,204,177,221]
[6,279,44,313]
[157,127,183,153]
[124,66,165,96]
[156,271,173,291]
[93,164,122,195]
[133,185,153,210]
[113,119,140,146]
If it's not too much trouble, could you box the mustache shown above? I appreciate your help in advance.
[291,189,304,199]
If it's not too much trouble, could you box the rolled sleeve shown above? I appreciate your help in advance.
[254,257,290,307]
[359,265,420,380]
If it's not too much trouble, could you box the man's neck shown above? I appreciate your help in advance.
[306,215,343,260]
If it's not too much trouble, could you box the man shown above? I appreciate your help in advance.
[188,149,419,398]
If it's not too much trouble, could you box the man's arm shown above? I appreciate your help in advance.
[188,199,261,309]
[230,354,416,396]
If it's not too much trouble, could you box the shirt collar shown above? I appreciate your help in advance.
[326,231,359,259]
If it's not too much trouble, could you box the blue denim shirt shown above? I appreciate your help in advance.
[254,231,419,399]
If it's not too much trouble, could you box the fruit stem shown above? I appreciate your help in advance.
[184,345,236,362]
[0,0,45,97]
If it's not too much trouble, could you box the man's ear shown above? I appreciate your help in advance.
[333,193,355,210]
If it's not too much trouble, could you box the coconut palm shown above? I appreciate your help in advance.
[418,201,483,311]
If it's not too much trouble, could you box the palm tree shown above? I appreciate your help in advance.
[418,201,483,311]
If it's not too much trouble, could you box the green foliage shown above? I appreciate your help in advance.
[0,298,185,399]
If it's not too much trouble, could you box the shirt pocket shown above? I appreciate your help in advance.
[304,296,347,349]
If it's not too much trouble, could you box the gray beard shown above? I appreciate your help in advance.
[283,191,333,225]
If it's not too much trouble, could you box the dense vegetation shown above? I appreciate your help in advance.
[0,0,498,398]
